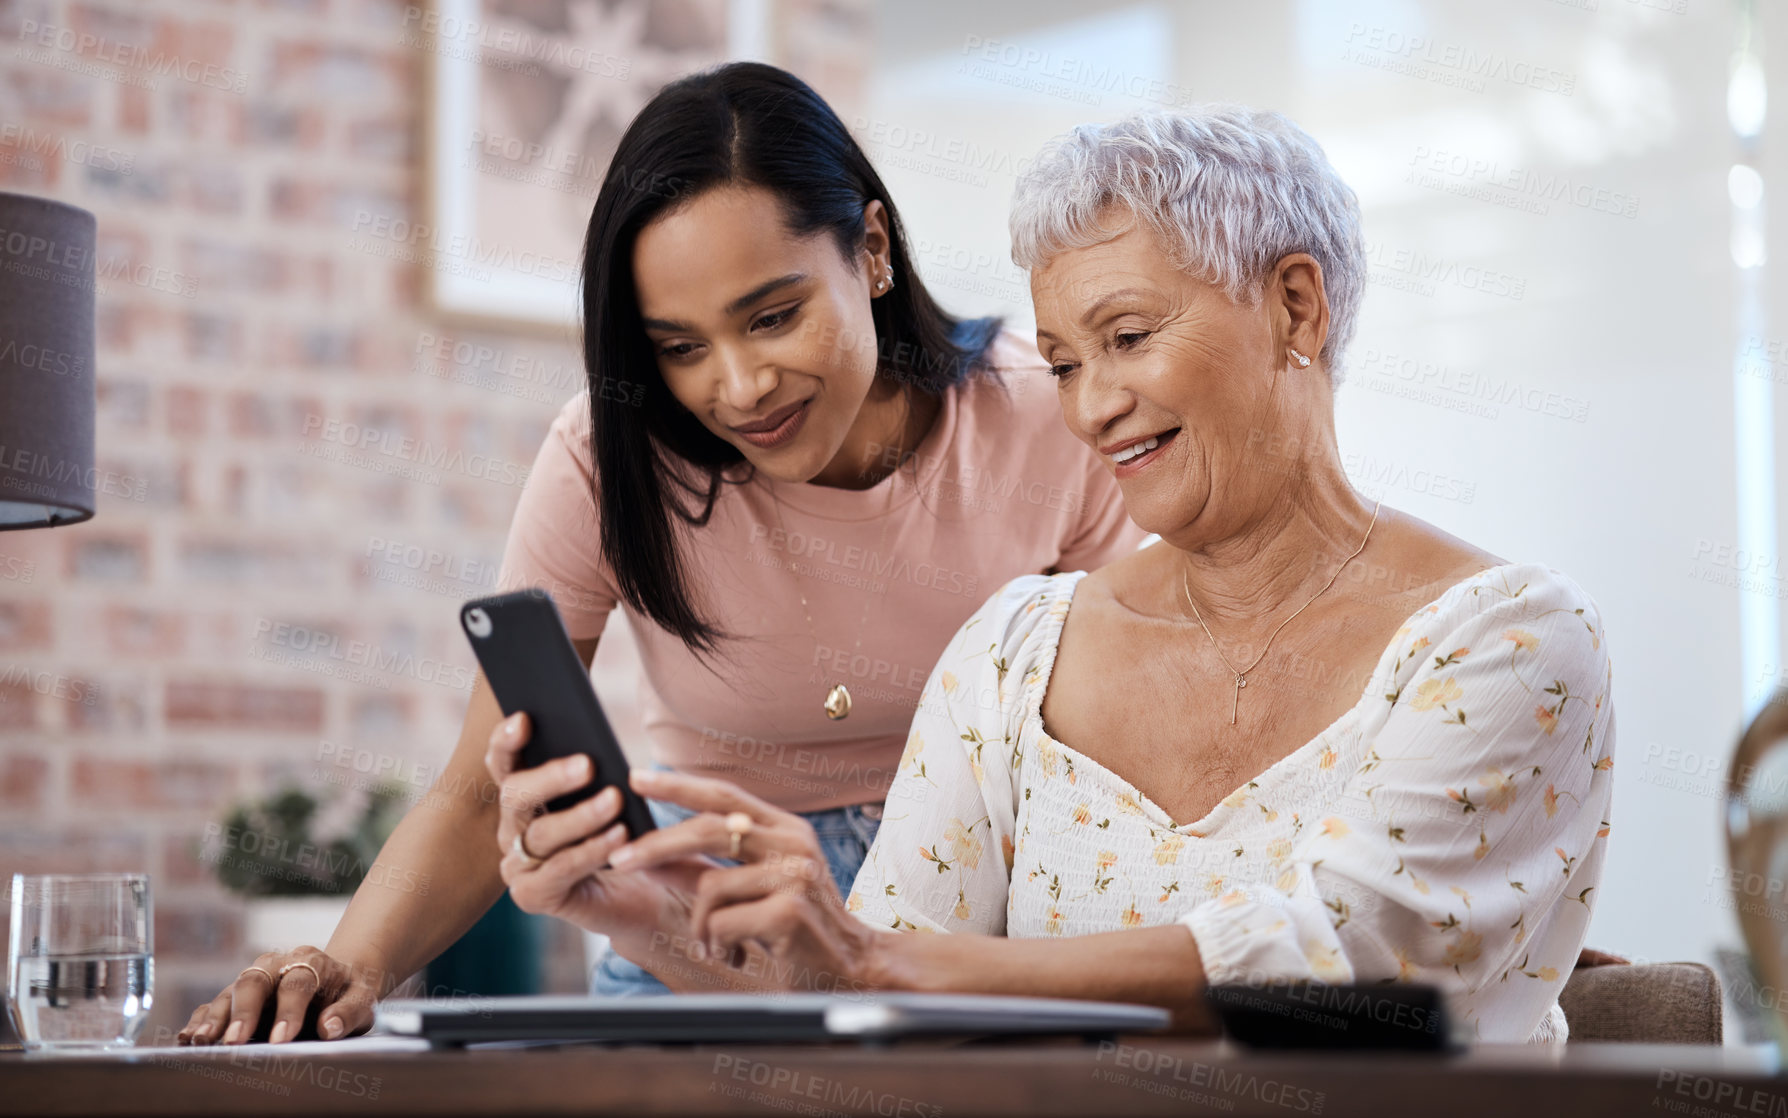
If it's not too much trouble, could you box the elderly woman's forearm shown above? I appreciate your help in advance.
[864,924,1220,1033]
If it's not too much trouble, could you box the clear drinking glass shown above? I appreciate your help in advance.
[7,873,154,1051]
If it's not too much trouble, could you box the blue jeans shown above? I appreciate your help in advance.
[588,795,883,996]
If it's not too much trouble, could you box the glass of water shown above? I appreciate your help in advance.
[8,874,153,1051]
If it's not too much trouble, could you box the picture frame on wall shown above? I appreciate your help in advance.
[421,0,756,333]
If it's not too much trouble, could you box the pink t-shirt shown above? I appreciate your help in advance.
[496,331,1145,811]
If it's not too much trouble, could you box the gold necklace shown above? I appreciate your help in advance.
[766,406,913,721]
[1180,500,1381,725]
[769,480,898,720]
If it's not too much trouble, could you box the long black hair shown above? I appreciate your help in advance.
[582,62,1001,656]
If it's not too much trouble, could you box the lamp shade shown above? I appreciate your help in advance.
[0,189,96,530]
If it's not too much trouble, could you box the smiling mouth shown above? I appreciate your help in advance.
[732,399,810,448]
[1106,429,1179,472]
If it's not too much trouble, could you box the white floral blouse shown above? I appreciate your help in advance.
[847,563,1615,1045]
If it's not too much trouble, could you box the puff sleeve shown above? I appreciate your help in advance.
[1176,569,1614,1041]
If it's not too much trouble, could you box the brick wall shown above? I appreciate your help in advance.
[0,0,869,1041]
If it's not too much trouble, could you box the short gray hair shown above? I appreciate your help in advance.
[1009,106,1366,382]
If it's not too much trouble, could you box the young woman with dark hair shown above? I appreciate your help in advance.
[179,62,1139,1042]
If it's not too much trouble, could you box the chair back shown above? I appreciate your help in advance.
[1559,962,1723,1044]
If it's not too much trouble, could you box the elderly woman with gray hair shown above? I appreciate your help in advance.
[506,106,1615,1045]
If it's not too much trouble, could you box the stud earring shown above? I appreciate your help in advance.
[1289,348,1311,368]
[876,277,887,292]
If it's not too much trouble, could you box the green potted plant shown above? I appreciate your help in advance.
[205,782,408,956]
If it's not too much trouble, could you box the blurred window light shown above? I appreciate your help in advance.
[1729,6,1776,717]
[1728,53,1766,139]
[1732,224,1767,269]
[1730,163,1765,209]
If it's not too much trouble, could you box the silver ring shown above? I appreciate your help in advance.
[511,831,542,869]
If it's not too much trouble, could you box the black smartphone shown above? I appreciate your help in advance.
[1203,981,1457,1051]
[460,589,655,837]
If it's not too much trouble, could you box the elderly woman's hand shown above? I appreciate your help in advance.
[483,713,709,946]
[608,769,884,991]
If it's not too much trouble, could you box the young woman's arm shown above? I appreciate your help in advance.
[176,638,598,1045]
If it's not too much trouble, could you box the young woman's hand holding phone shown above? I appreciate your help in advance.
[483,711,713,957]
[483,712,865,993]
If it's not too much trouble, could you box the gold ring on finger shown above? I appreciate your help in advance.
[238,965,276,988]
[725,811,754,860]
[278,960,320,984]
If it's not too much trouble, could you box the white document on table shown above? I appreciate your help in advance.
[34,1035,436,1059]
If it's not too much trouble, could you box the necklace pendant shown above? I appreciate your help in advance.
[824,683,852,720]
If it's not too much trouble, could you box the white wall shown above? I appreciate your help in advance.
[855,0,1778,980]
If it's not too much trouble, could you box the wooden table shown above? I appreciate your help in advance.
[3,1036,1781,1117]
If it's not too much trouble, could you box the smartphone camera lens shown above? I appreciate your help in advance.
[465,607,492,638]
